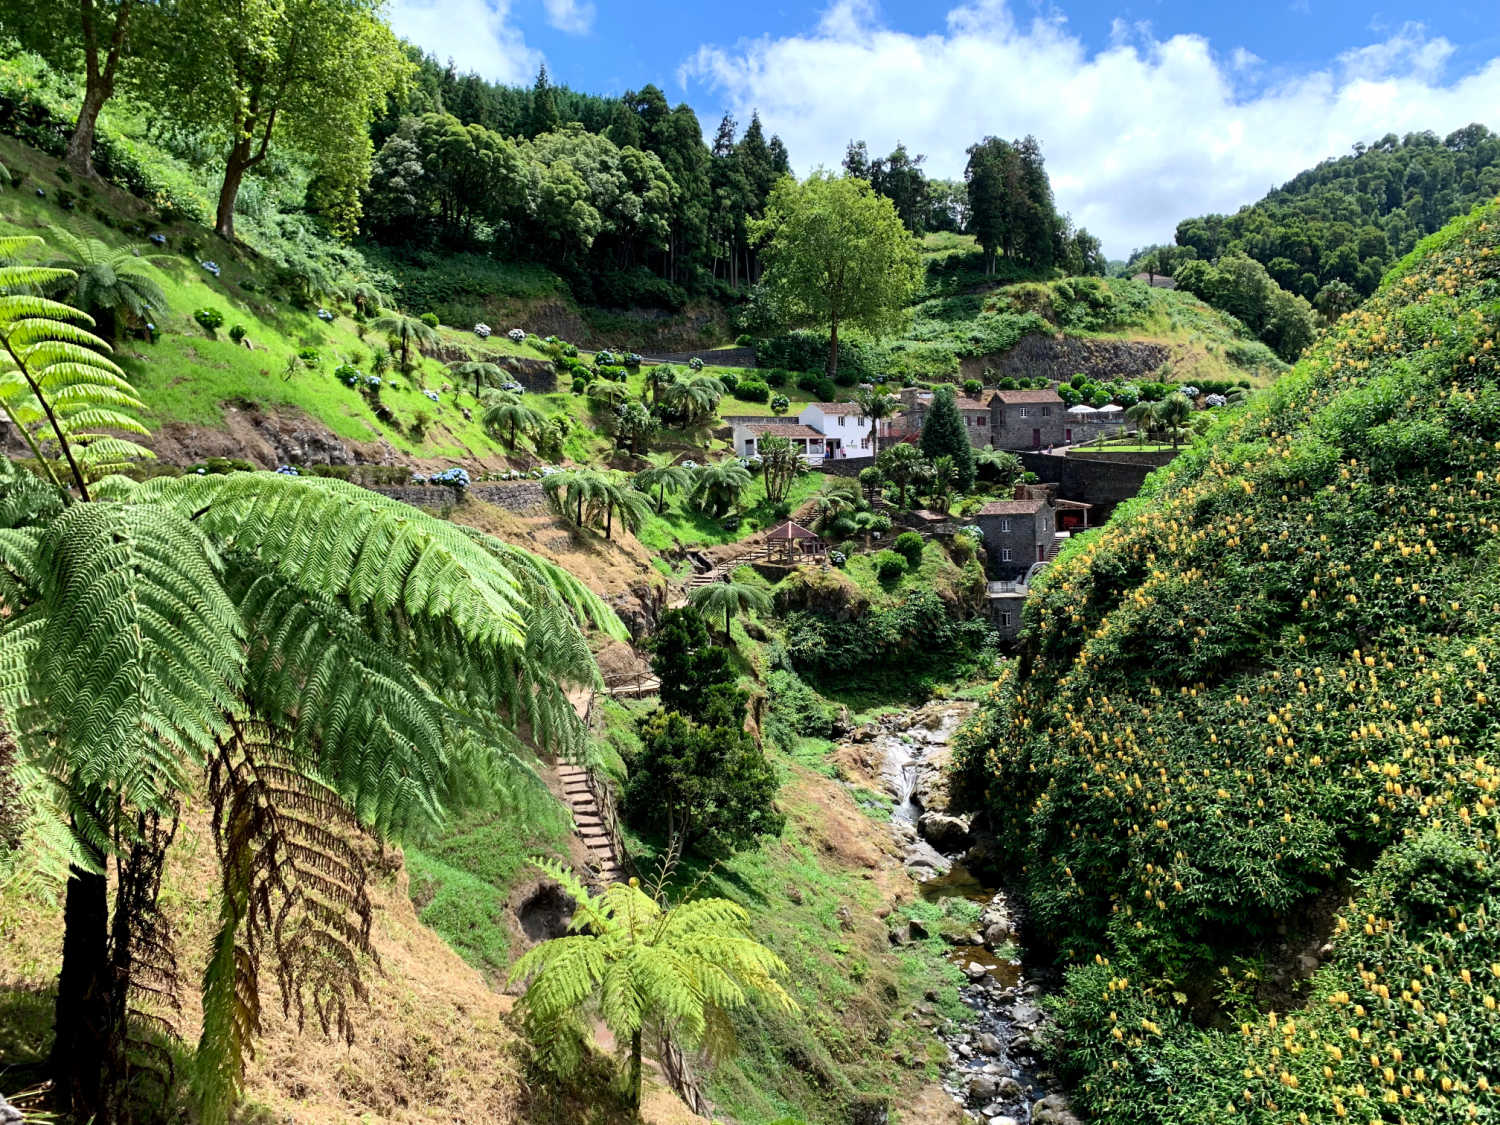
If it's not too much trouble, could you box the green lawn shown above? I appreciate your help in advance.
[635,471,827,553]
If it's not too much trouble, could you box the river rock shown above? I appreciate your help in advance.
[984,920,1013,946]
[1032,1093,1083,1125]
[964,961,989,981]
[917,810,972,852]
[907,918,929,941]
[967,1073,1000,1099]
[976,1032,1003,1055]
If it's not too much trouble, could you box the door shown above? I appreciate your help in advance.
[1032,428,1041,449]
[1064,428,1072,443]
[1037,543,1047,562]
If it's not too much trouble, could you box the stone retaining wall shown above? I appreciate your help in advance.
[1066,447,1179,468]
[1017,451,1158,515]
[370,480,547,513]
[962,335,1170,384]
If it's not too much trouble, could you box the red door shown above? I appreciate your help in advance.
[1037,543,1046,561]
[1064,428,1072,443]
[1032,428,1041,448]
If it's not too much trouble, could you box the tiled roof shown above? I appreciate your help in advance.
[766,521,819,540]
[980,499,1047,516]
[955,397,991,411]
[994,388,1063,404]
[805,402,860,414]
[738,422,823,438]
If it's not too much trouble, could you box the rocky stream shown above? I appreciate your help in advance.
[851,703,1081,1125]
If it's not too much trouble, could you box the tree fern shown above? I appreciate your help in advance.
[0,232,623,1123]
[689,578,773,641]
[46,225,170,341]
[509,859,794,1109]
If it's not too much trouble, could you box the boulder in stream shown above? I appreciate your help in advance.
[917,810,972,852]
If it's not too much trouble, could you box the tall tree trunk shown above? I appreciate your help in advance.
[628,1028,643,1111]
[52,857,111,1119]
[215,140,253,241]
[65,82,110,179]
[724,603,732,641]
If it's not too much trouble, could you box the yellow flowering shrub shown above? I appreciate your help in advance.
[954,200,1500,1124]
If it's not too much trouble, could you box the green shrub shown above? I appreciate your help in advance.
[228,324,247,343]
[733,378,769,403]
[873,549,906,583]
[419,311,440,328]
[892,531,924,569]
[193,307,224,335]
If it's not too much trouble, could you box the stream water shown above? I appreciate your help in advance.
[863,705,1079,1125]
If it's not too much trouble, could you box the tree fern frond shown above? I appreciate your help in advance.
[26,502,244,810]
[140,474,534,649]
[199,718,375,1125]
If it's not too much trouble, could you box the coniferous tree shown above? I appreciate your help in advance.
[529,63,560,136]
[919,386,976,491]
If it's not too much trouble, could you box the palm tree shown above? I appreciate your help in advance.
[691,459,752,519]
[46,226,168,341]
[975,445,1024,489]
[853,388,899,459]
[927,453,958,514]
[1157,392,1194,449]
[482,396,543,451]
[453,360,504,398]
[876,442,922,510]
[0,235,623,1124]
[593,472,651,540]
[1125,399,1161,441]
[543,467,609,529]
[372,312,439,373]
[665,374,725,426]
[643,363,677,406]
[635,459,693,514]
[691,575,773,641]
[510,860,793,1114]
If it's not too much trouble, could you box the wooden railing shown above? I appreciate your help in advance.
[656,1031,715,1118]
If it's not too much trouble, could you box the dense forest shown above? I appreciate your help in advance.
[1133,126,1500,306]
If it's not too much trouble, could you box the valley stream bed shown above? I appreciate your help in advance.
[855,703,1080,1125]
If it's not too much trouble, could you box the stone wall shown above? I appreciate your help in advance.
[1066,447,1180,468]
[647,347,757,368]
[1017,451,1158,515]
[370,480,547,513]
[962,335,1170,384]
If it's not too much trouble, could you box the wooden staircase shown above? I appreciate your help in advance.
[556,762,627,887]
[684,542,771,590]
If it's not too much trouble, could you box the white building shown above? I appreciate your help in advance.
[796,402,873,461]
[730,421,827,462]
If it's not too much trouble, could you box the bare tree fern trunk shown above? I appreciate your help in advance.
[52,855,111,1118]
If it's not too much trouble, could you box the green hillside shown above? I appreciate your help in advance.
[953,198,1500,1122]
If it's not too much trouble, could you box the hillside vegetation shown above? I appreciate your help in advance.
[954,198,1500,1122]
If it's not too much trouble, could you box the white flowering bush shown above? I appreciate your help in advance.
[1179,385,1200,398]
[200,259,221,277]
[688,356,704,371]
[334,364,362,388]
[423,389,441,403]
[474,323,492,338]
[507,328,525,343]
[595,349,616,366]
[275,464,300,476]
[500,380,524,394]
[428,467,471,494]
[1203,393,1227,407]
[316,307,334,322]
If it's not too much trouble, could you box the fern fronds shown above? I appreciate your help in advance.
[199,718,374,1125]
[23,501,244,810]
[141,473,536,649]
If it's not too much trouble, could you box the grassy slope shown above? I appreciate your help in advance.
[878,231,1287,387]
[952,199,1500,1123]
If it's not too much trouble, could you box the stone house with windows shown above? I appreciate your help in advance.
[797,402,873,461]
[976,484,1091,581]
[893,386,1068,450]
[987,388,1067,450]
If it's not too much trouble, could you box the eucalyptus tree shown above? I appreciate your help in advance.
[0,235,622,1123]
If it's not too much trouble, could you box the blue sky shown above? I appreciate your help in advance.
[386,0,1500,253]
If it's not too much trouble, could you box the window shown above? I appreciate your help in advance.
[999,519,1011,532]
[861,435,870,449]
[998,612,1012,628]
[1001,548,1012,562]
[977,416,987,426]
[1018,407,1030,418]
[840,415,847,426]
[1041,406,1051,417]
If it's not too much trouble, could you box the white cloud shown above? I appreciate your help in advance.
[679,3,1500,256]
[386,0,542,84]
[542,0,596,35]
